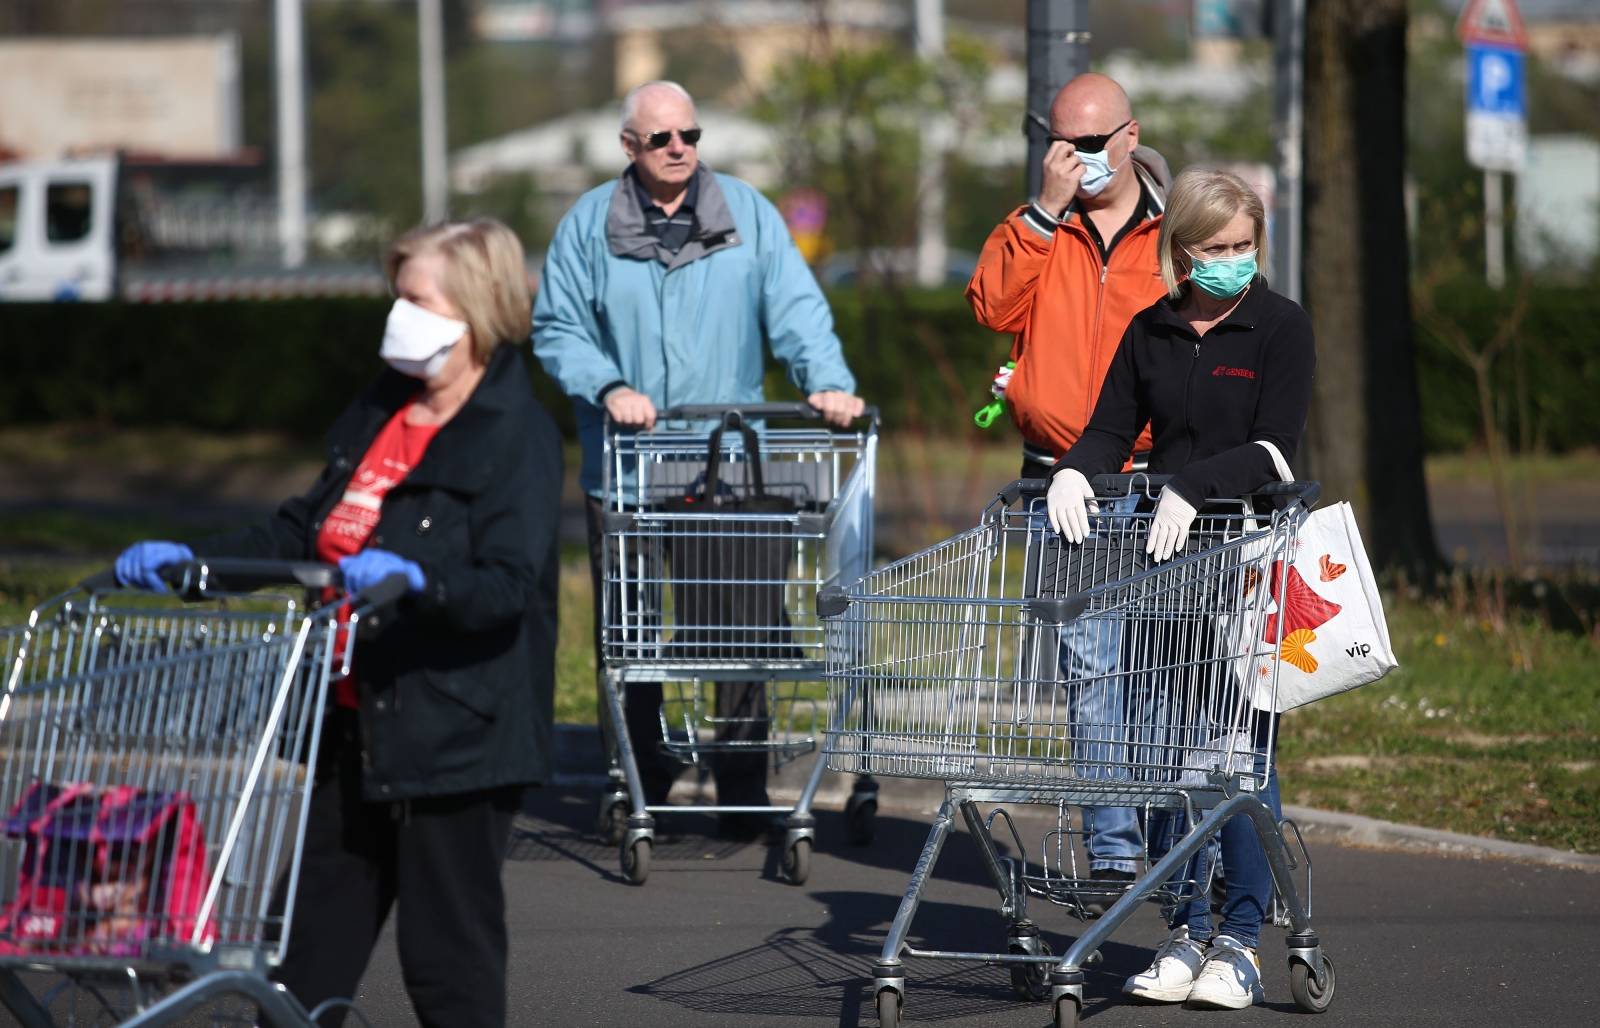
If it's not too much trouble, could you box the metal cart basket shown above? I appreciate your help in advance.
[817,477,1338,1027]
[597,403,879,885]
[0,559,405,1027]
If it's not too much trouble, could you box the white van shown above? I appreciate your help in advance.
[0,155,387,302]
[0,156,118,301]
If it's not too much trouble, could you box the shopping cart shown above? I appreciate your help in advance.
[0,558,408,1027]
[596,403,879,885]
[818,476,1338,1027]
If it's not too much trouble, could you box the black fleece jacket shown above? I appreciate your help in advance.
[199,345,563,800]
[1053,278,1315,507]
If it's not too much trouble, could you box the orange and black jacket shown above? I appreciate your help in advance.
[966,148,1172,463]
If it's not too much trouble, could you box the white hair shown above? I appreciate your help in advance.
[620,80,696,132]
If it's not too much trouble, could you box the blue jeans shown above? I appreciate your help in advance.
[1147,717,1281,949]
[1052,491,1142,874]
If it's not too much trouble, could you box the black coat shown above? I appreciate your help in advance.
[1055,279,1315,507]
[201,345,562,801]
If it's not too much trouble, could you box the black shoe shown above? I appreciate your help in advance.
[716,813,785,842]
[1080,868,1137,918]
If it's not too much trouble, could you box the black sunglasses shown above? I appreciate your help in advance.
[1048,118,1133,154]
[629,127,702,150]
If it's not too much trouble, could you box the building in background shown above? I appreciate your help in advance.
[0,35,243,161]
[475,0,599,43]
[605,0,905,101]
[1516,134,1600,275]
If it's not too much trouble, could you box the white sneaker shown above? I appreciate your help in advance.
[1122,926,1208,1002]
[1186,934,1265,1009]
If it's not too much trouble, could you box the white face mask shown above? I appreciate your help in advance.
[381,298,467,380]
[1076,147,1127,198]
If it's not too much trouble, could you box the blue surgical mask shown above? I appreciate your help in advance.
[1187,249,1258,299]
[1077,148,1126,198]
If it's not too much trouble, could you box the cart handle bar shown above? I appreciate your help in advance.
[1000,475,1321,508]
[81,558,413,608]
[653,402,879,426]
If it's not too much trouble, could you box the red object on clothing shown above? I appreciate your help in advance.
[316,401,440,708]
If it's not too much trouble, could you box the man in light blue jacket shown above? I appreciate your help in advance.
[533,80,863,837]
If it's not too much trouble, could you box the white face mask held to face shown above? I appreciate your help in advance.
[381,298,467,379]
[1076,148,1127,198]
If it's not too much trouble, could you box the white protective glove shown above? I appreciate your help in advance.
[1146,488,1199,562]
[1046,468,1098,544]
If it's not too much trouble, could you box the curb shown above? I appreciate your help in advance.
[1273,804,1600,872]
[551,725,1600,873]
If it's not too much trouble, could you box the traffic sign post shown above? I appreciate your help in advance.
[1465,45,1526,173]
[1458,0,1530,289]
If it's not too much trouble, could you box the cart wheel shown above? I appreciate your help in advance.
[621,837,651,886]
[875,987,901,1028]
[782,837,812,885]
[1053,994,1081,1028]
[1289,953,1336,1013]
[1008,938,1051,1001]
[846,792,878,846]
[598,800,628,846]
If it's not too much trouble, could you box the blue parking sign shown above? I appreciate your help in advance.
[1467,45,1525,118]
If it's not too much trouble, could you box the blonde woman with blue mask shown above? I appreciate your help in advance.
[1047,168,1316,1010]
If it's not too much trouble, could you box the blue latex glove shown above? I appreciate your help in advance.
[339,549,426,596]
[114,541,194,592]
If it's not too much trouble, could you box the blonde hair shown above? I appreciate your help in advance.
[1157,169,1269,300]
[384,219,532,363]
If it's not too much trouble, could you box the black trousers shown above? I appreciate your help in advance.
[271,711,521,1028]
[1022,456,1054,482]
[584,495,770,808]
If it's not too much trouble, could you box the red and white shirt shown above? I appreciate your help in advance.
[317,401,441,707]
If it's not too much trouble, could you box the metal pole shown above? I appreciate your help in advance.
[273,0,307,268]
[1025,0,1091,200]
[914,0,947,287]
[419,0,449,223]
[1485,169,1505,289]
[1270,0,1305,303]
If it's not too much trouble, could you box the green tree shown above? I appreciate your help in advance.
[753,35,996,264]
[753,35,1012,528]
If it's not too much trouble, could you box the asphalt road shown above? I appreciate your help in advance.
[317,781,1599,1028]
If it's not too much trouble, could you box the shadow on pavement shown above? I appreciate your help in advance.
[515,784,1168,1023]
[508,788,772,882]
[625,888,1153,1025]
[513,783,1053,893]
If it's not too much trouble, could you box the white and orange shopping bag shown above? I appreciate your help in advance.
[1224,500,1400,712]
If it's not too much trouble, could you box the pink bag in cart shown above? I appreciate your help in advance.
[0,782,216,957]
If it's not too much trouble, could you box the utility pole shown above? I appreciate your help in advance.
[419,0,449,224]
[274,0,307,268]
[1270,0,1305,303]
[914,0,947,287]
[1025,0,1091,200]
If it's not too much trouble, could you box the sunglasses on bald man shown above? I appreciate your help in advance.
[628,127,703,150]
[1047,118,1132,155]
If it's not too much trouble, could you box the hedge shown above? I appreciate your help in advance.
[1409,281,1600,453]
[0,283,1592,452]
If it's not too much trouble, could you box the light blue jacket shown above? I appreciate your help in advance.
[532,165,856,494]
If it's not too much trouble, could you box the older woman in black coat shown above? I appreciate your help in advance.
[115,219,560,1027]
